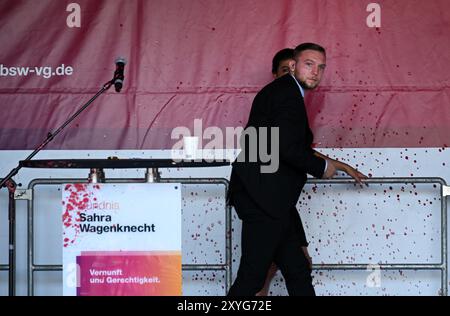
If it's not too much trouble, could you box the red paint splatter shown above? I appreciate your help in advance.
[62,184,97,247]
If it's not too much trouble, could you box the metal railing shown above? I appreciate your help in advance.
[307,177,448,296]
[4,176,449,295]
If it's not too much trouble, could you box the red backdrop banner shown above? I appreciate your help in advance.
[0,0,449,149]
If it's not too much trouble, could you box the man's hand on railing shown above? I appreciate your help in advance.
[324,159,368,185]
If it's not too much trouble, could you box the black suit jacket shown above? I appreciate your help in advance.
[229,74,325,219]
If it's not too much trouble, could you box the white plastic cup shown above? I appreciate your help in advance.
[183,136,199,159]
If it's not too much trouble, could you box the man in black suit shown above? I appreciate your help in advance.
[228,43,366,296]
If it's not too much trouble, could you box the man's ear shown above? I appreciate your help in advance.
[288,60,296,73]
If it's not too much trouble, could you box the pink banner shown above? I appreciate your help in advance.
[77,251,182,296]
[0,0,449,149]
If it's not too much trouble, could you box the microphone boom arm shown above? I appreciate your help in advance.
[0,79,114,189]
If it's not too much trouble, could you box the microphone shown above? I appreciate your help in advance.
[114,57,126,92]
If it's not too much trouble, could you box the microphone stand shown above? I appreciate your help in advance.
[0,77,116,296]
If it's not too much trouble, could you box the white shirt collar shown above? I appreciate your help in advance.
[290,74,305,98]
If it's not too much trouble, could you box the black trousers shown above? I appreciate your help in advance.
[228,189,315,296]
